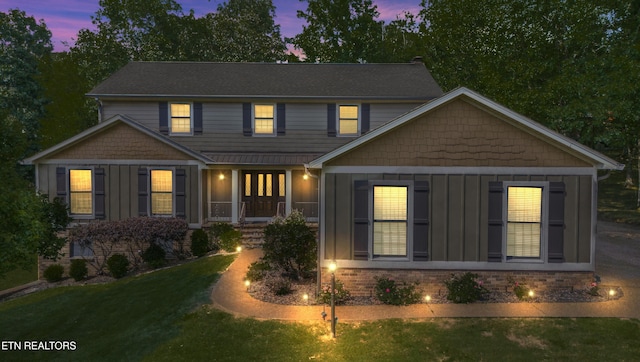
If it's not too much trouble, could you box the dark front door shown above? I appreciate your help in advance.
[242,171,285,217]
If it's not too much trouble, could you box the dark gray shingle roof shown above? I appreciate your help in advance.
[203,152,321,166]
[88,61,442,100]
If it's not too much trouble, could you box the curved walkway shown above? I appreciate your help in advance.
[211,248,640,321]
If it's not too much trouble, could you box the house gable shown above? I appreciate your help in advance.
[326,98,592,168]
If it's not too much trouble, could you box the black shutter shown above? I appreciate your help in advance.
[138,168,148,216]
[361,103,370,134]
[56,167,67,199]
[548,182,565,263]
[159,102,169,135]
[487,181,504,262]
[194,102,203,135]
[175,169,186,218]
[95,168,106,219]
[242,103,252,136]
[353,180,369,260]
[277,103,286,135]
[413,181,430,261]
[327,104,337,137]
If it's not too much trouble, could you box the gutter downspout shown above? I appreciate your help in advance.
[304,163,322,296]
[94,98,103,123]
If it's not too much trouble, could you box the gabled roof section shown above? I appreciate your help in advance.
[87,61,443,101]
[308,87,624,170]
[23,115,212,165]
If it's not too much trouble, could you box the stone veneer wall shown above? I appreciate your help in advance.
[322,268,594,298]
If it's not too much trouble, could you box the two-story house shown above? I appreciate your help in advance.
[25,61,623,294]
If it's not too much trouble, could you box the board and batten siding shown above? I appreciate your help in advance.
[323,173,593,265]
[38,163,200,224]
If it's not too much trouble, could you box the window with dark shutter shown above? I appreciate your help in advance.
[159,102,169,135]
[353,180,369,260]
[95,168,105,219]
[413,181,429,261]
[487,181,504,262]
[138,168,148,216]
[56,167,67,199]
[175,169,186,218]
[327,104,337,137]
[548,182,565,263]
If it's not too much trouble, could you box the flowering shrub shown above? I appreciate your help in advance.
[507,276,529,300]
[444,272,489,303]
[319,279,351,305]
[374,277,422,306]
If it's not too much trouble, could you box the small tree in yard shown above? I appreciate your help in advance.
[262,210,316,280]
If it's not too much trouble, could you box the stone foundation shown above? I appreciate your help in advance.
[321,268,595,297]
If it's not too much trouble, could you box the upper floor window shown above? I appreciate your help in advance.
[339,105,359,135]
[254,104,275,135]
[151,170,173,215]
[170,103,192,134]
[69,169,92,215]
[506,186,543,259]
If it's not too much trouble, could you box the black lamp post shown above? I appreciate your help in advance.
[328,262,337,338]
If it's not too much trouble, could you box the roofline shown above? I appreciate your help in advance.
[86,94,438,102]
[308,87,624,171]
[23,115,212,165]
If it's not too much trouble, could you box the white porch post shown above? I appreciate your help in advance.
[231,169,239,224]
[286,170,292,215]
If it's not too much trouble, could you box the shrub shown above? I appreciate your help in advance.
[245,260,272,282]
[319,279,351,305]
[262,210,316,279]
[69,259,88,281]
[266,274,293,296]
[142,243,166,269]
[190,229,210,257]
[507,276,531,300]
[210,222,241,252]
[107,254,129,278]
[374,277,422,306]
[444,272,489,303]
[43,264,65,282]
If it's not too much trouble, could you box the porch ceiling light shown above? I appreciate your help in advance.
[303,174,309,181]
[219,173,225,180]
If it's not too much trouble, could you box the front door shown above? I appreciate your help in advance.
[242,171,285,217]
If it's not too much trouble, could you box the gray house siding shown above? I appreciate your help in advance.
[323,172,593,266]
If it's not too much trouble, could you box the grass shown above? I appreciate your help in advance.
[598,170,640,225]
[1,254,639,361]
[0,255,38,291]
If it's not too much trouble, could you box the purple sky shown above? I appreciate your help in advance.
[1,0,422,52]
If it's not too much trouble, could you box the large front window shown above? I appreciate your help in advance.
[338,105,359,135]
[373,186,408,257]
[254,104,274,134]
[151,170,173,215]
[69,169,92,215]
[170,103,192,134]
[507,186,542,258]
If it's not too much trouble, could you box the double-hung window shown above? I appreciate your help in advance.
[338,105,359,135]
[69,169,93,215]
[506,186,543,259]
[254,104,275,135]
[151,170,173,215]
[170,103,192,134]
[373,186,408,257]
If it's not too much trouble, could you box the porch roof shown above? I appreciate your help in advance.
[203,152,321,166]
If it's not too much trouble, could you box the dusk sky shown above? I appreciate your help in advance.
[1,0,423,52]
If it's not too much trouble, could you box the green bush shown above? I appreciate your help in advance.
[266,275,293,296]
[245,260,271,282]
[508,276,531,300]
[319,279,351,305]
[69,259,88,281]
[443,272,489,303]
[262,210,316,279]
[374,277,422,305]
[43,264,65,282]
[190,229,210,257]
[142,244,167,269]
[209,222,241,252]
[107,254,129,279]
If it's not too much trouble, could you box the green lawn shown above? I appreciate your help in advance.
[1,254,639,361]
[0,256,38,291]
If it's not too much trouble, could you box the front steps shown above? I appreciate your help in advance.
[235,222,319,249]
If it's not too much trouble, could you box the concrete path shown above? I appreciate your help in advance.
[211,248,640,321]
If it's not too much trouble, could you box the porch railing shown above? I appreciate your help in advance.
[208,201,232,221]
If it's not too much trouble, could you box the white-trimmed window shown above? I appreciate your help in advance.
[506,185,544,259]
[170,103,192,134]
[338,105,359,135]
[151,170,173,215]
[254,104,275,135]
[69,169,92,215]
[373,185,408,257]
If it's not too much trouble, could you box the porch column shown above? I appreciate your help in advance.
[286,170,292,215]
[231,169,239,224]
